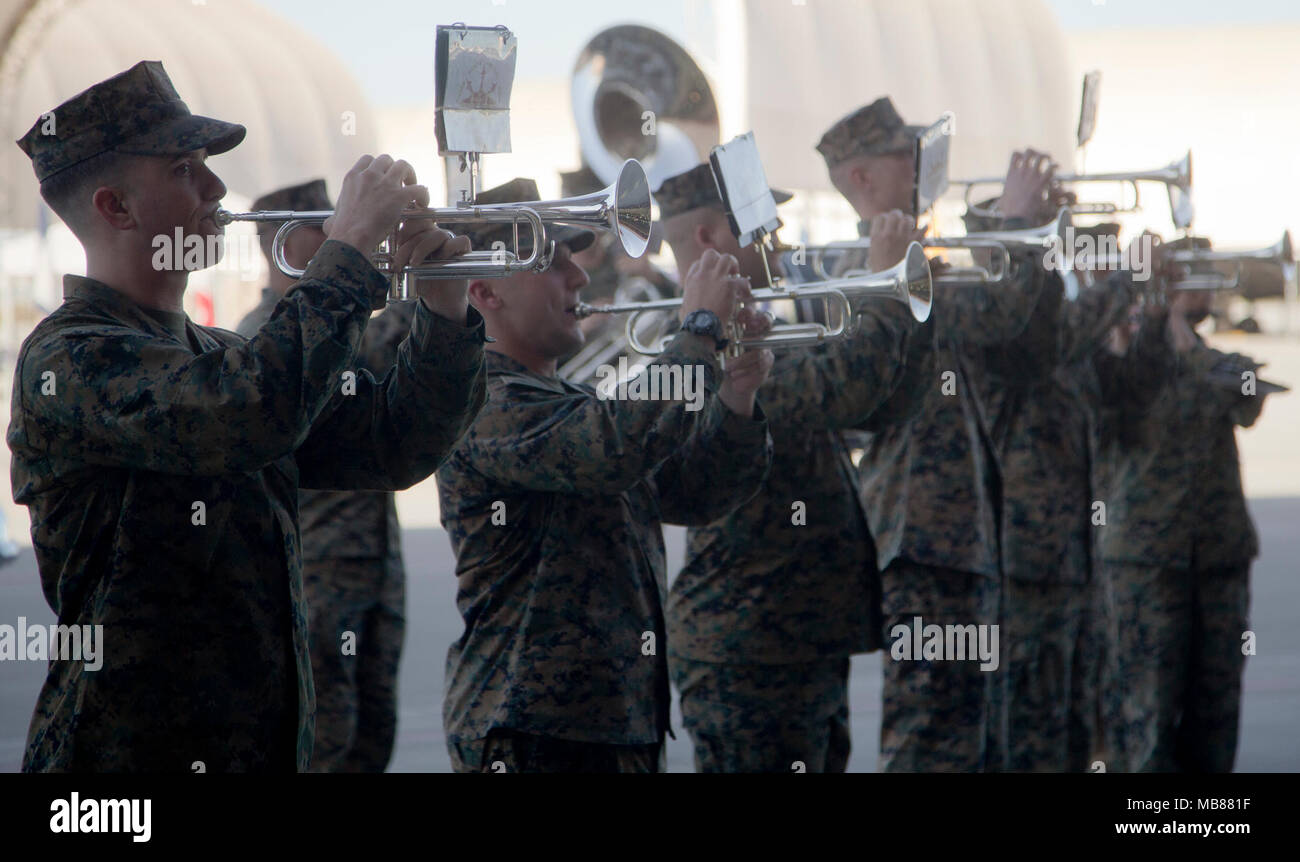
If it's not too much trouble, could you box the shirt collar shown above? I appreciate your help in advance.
[62,274,199,349]
[485,349,533,376]
[486,349,586,395]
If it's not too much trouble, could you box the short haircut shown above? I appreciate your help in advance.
[662,205,726,255]
[38,150,131,235]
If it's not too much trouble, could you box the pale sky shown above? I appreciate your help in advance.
[256,0,1300,108]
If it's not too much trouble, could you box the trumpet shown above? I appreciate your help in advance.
[214,159,653,301]
[575,241,932,356]
[558,276,670,382]
[954,151,1192,220]
[802,208,1072,285]
[1167,231,1294,291]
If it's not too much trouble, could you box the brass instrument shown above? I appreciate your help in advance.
[1168,231,1294,291]
[802,208,1072,285]
[575,241,933,356]
[214,159,653,301]
[954,151,1193,224]
[558,25,719,374]
[572,25,720,188]
[558,276,669,382]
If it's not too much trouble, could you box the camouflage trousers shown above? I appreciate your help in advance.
[1105,561,1250,772]
[1001,578,1107,772]
[304,555,405,773]
[670,656,850,773]
[879,561,1000,772]
[447,730,663,773]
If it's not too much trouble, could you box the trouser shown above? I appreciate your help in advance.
[670,656,851,773]
[1003,578,1105,772]
[1106,561,1250,772]
[304,554,405,773]
[879,561,1001,772]
[447,730,663,773]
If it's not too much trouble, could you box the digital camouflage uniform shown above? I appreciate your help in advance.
[851,243,1041,773]
[436,178,774,773]
[1095,331,1269,772]
[1065,239,1180,772]
[235,178,415,772]
[8,62,487,772]
[818,100,1044,772]
[439,341,772,772]
[657,162,916,773]
[975,260,1140,773]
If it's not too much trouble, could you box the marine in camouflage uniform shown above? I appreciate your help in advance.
[235,179,413,772]
[1094,281,1272,772]
[972,215,1188,772]
[657,163,917,773]
[8,62,487,772]
[1058,229,1178,771]
[819,100,1042,772]
[972,242,1138,773]
[436,179,774,773]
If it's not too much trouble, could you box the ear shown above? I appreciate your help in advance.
[850,163,870,193]
[91,184,134,231]
[693,219,718,251]
[467,279,501,311]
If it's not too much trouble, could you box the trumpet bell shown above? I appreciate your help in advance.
[903,242,934,322]
[572,242,933,355]
[212,158,658,300]
[782,241,932,325]
[613,158,653,258]
[1174,150,1193,192]
[527,158,653,258]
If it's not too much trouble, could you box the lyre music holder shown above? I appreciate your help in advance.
[913,114,953,218]
[435,23,517,203]
[710,132,784,290]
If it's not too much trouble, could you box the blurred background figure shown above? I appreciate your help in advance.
[235,179,415,773]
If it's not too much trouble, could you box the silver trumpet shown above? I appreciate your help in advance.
[1167,231,1294,291]
[559,276,669,382]
[803,208,1072,285]
[214,159,654,301]
[954,151,1192,220]
[575,241,933,356]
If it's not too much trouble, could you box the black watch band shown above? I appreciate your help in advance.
[679,309,729,351]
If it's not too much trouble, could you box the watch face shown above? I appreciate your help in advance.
[684,309,719,335]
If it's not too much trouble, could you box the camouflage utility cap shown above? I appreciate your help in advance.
[16,60,245,182]
[655,162,791,220]
[816,97,924,168]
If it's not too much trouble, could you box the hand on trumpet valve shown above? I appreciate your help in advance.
[324,154,429,257]
[406,224,473,322]
[680,248,752,324]
[998,149,1057,222]
[867,210,924,273]
[733,305,774,339]
[1047,181,1077,215]
[1131,232,1187,289]
[719,338,774,419]
[927,256,953,281]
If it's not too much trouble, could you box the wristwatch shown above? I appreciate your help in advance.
[679,309,728,352]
